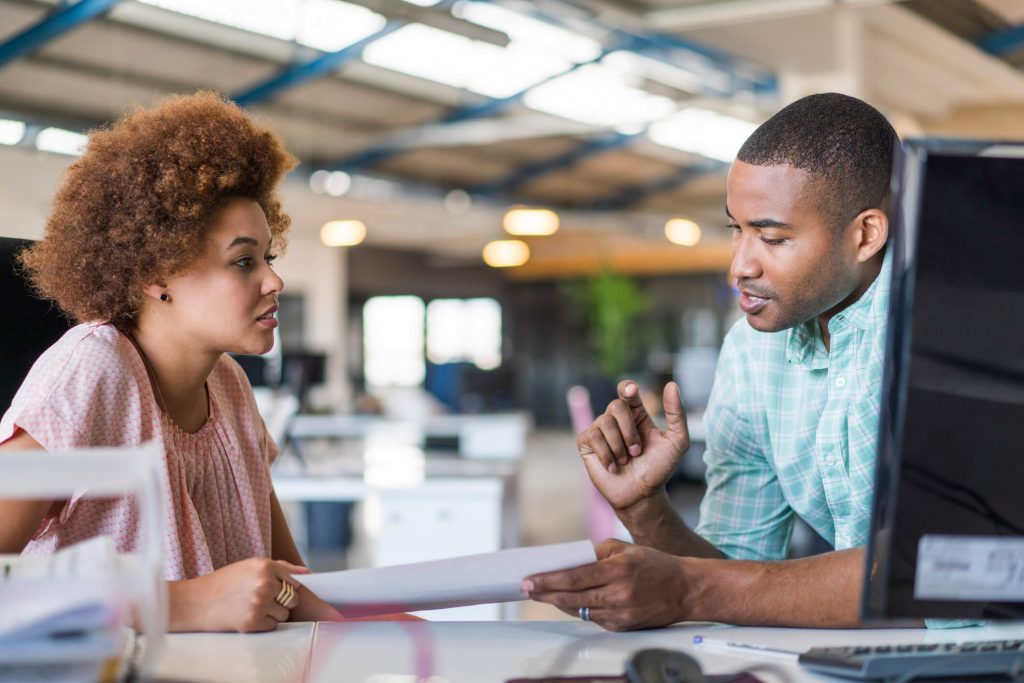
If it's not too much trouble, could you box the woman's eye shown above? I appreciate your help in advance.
[234,256,252,268]
[264,254,277,265]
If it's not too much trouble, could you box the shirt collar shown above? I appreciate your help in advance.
[786,245,892,367]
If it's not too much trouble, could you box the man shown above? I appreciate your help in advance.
[522,93,896,631]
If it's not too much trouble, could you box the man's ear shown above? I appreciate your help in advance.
[851,208,888,263]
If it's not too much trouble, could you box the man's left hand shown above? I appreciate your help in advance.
[521,539,690,632]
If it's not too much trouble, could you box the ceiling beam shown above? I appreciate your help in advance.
[469,130,641,197]
[587,161,726,211]
[0,0,121,71]
[647,0,906,32]
[978,24,1024,57]
[344,0,509,47]
[232,20,406,107]
[328,41,625,172]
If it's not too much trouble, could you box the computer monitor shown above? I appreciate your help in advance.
[863,139,1024,621]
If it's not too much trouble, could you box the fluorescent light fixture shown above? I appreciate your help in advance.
[648,108,758,162]
[503,208,559,236]
[0,119,26,146]
[321,220,367,247]
[665,218,702,246]
[483,239,530,268]
[366,1,603,99]
[400,0,442,5]
[524,63,675,128]
[138,0,386,52]
[35,127,87,156]
[455,1,601,63]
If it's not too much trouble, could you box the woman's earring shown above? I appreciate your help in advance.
[160,293,169,302]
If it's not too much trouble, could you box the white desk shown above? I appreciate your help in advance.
[154,620,1024,682]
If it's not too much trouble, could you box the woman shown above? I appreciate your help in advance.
[0,92,357,632]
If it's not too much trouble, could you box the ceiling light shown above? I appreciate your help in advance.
[0,119,26,146]
[35,127,87,156]
[503,208,559,236]
[321,220,366,247]
[324,171,352,197]
[444,189,472,214]
[665,218,702,246]
[482,240,529,268]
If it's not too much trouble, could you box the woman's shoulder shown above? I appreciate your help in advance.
[1,322,151,448]
[25,322,140,392]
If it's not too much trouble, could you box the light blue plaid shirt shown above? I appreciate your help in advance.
[696,248,892,559]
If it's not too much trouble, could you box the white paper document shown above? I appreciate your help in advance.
[295,540,596,616]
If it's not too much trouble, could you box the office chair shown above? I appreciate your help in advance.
[0,237,73,415]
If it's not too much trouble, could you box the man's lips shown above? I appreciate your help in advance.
[738,289,771,314]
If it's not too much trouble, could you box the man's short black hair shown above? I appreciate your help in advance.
[737,92,898,231]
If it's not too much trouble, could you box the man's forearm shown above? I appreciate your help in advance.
[683,546,865,627]
[617,489,723,559]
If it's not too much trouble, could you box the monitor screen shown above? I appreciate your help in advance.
[863,140,1024,620]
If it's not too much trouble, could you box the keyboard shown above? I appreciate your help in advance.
[798,638,1024,680]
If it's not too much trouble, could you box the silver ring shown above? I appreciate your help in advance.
[579,606,590,622]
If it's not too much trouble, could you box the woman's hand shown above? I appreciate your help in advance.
[168,557,309,633]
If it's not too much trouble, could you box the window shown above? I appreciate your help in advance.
[363,296,426,388]
[426,298,502,370]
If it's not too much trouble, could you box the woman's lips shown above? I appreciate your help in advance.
[738,290,770,314]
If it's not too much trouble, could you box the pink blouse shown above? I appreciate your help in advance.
[0,322,279,580]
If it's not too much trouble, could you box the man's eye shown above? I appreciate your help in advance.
[760,237,787,246]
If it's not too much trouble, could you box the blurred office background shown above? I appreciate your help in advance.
[2,0,1024,619]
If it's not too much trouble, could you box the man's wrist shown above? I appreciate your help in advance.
[616,487,672,526]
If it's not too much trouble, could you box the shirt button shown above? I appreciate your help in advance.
[835,376,847,388]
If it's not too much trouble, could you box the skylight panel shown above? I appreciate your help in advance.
[524,63,675,128]
[35,127,87,156]
[648,107,757,162]
[364,23,571,98]
[138,0,386,52]
[0,119,26,146]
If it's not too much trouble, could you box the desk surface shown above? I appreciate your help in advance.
[154,619,1024,682]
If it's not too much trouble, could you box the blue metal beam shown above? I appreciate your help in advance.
[587,160,726,211]
[233,20,405,107]
[469,130,640,196]
[0,0,120,70]
[978,24,1024,57]
[330,40,629,172]
[524,0,776,97]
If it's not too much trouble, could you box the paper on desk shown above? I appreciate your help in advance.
[295,540,596,616]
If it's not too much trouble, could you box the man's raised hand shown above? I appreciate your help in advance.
[575,380,690,510]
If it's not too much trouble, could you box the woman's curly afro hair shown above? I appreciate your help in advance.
[21,91,297,330]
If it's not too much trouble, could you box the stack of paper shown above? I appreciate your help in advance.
[0,536,129,682]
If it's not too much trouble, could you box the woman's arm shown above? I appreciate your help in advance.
[268,490,345,622]
[0,430,55,553]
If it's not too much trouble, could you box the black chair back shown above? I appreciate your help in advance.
[0,238,73,415]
